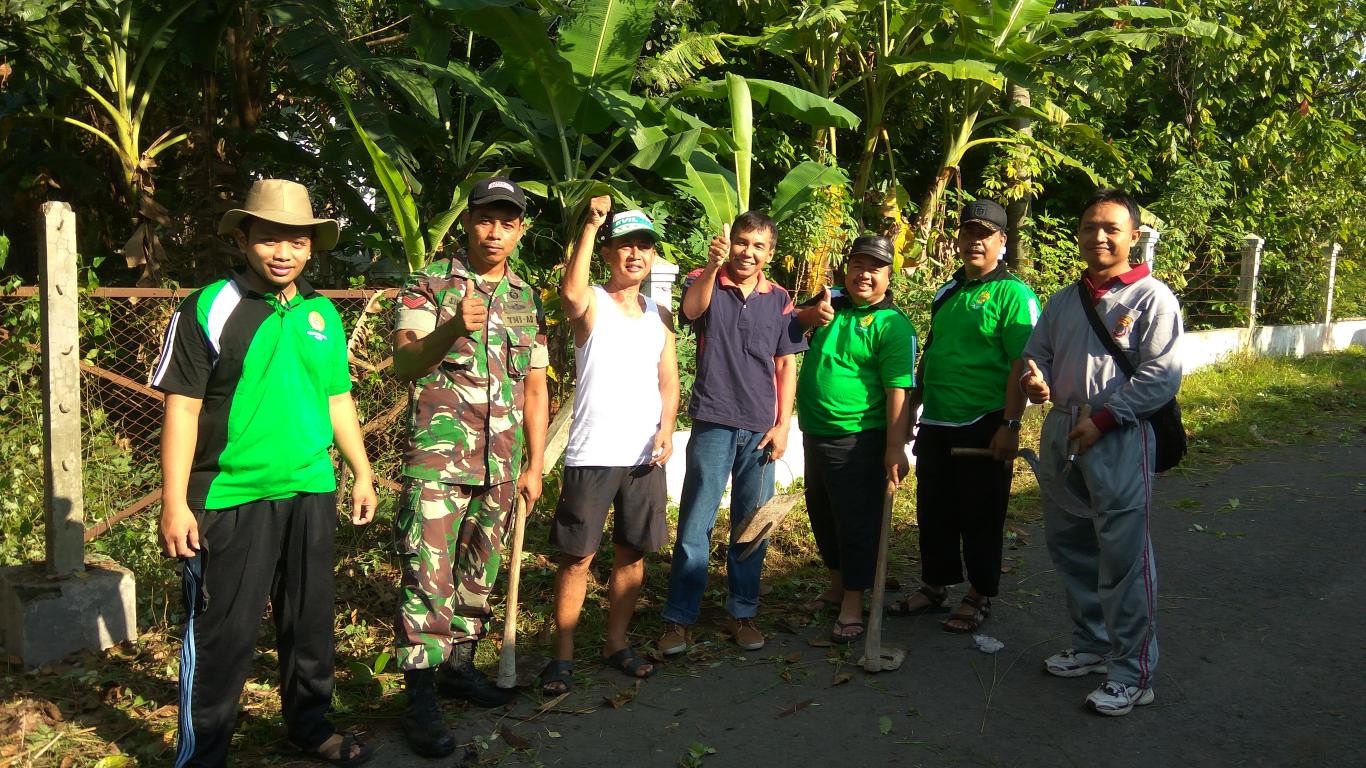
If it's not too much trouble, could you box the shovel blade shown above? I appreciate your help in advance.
[860,647,906,672]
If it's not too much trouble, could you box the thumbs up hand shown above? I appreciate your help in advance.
[707,223,731,269]
[1021,358,1050,404]
[815,286,835,327]
[458,278,488,338]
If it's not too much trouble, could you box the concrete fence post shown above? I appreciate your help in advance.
[39,202,85,577]
[1,203,137,668]
[1136,225,1160,271]
[1239,234,1264,332]
[649,257,680,311]
[1321,242,1341,325]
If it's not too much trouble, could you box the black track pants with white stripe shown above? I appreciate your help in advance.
[174,493,338,768]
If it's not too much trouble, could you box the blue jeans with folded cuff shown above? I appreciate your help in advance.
[662,420,776,625]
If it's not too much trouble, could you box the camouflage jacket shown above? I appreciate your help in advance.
[396,250,549,486]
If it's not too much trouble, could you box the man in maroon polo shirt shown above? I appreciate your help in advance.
[658,211,807,654]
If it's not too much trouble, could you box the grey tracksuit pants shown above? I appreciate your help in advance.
[1039,406,1159,689]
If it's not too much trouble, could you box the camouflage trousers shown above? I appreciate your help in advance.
[394,477,517,670]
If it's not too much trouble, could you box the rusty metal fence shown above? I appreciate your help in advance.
[2,286,407,542]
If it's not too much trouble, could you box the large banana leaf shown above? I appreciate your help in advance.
[339,91,426,272]
[668,150,739,235]
[450,4,581,141]
[558,0,655,93]
[558,0,656,134]
[770,162,851,223]
[628,129,702,173]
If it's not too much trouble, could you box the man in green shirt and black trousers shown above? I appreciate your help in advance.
[796,235,917,644]
[892,199,1039,634]
[155,179,377,767]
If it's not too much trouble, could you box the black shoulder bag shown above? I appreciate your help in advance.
[1077,281,1187,473]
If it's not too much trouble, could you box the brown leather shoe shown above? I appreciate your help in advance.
[726,617,765,651]
[659,622,689,656]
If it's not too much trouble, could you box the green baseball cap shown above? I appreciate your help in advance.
[606,209,659,242]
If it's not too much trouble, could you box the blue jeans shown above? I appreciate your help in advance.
[662,420,776,624]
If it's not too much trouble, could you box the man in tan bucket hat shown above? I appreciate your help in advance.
[154,179,377,766]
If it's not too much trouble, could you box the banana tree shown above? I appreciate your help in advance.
[45,0,196,279]
[886,0,1238,269]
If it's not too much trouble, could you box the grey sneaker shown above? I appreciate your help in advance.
[1044,649,1109,678]
[1086,680,1155,716]
[725,617,765,651]
[659,622,689,656]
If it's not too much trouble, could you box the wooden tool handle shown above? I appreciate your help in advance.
[1067,404,1092,459]
[496,494,529,689]
[949,447,995,458]
[863,480,897,673]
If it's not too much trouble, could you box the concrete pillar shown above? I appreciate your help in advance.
[39,202,84,577]
[1136,225,1160,271]
[1322,242,1341,325]
[1239,234,1264,331]
[649,257,680,312]
[2,203,138,668]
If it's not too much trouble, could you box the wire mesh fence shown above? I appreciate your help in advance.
[0,286,409,543]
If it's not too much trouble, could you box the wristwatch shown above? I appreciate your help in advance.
[1001,418,1022,432]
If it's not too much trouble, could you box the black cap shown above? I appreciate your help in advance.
[469,177,526,211]
[849,235,895,265]
[960,199,1008,232]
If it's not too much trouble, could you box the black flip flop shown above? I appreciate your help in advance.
[539,659,575,696]
[830,619,865,644]
[603,646,657,679]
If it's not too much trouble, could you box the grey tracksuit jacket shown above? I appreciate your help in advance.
[1024,274,1183,516]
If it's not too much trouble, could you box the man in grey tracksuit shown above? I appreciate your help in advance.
[1021,188,1182,717]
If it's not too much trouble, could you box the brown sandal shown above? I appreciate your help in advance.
[886,585,947,616]
[943,594,990,633]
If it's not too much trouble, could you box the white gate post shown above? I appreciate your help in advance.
[1239,234,1264,333]
[648,258,680,311]
[1136,225,1160,271]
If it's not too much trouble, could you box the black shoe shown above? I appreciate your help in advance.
[402,669,457,758]
[437,642,516,707]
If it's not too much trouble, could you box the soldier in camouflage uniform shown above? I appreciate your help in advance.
[391,178,548,757]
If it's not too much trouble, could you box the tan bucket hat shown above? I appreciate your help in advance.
[218,179,340,250]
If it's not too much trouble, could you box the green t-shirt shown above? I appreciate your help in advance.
[919,263,1039,425]
[797,292,917,437]
[153,275,351,509]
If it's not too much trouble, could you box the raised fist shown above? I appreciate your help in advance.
[587,195,611,230]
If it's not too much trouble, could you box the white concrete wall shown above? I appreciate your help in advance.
[662,318,1366,504]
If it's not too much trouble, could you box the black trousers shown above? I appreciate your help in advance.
[803,429,887,591]
[174,493,338,768]
[913,413,1012,596]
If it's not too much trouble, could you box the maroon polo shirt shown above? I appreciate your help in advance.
[685,268,808,433]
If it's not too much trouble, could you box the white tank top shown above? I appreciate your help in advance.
[565,286,667,466]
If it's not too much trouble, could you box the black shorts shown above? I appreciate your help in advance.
[550,465,668,558]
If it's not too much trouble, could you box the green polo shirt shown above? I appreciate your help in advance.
[919,263,1039,425]
[797,292,917,437]
[152,274,351,509]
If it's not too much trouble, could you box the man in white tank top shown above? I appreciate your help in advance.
[540,196,679,695]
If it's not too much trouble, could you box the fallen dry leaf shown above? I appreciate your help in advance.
[777,698,815,718]
[497,725,532,750]
[831,671,853,686]
[807,638,834,648]
[783,651,802,664]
